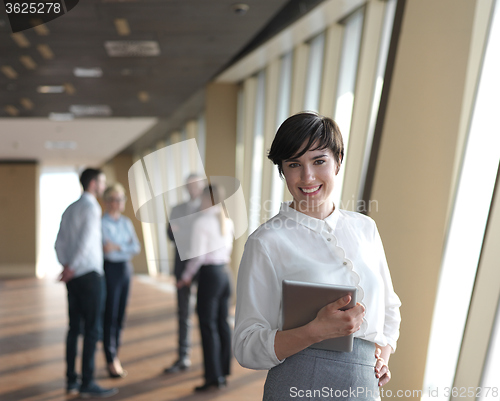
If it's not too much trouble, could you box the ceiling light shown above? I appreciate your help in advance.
[20,56,37,70]
[69,105,112,117]
[64,83,76,95]
[20,98,34,110]
[37,44,54,59]
[1,66,18,79]
[37,85,65,93]
[32,20,50,35]
[231,3,250,15]
[45,140,77,149]
[105,41,160,57]
[73,67,103,78]
[114,18,131,36]
[138,91,150,102]
[5,105,20,116]
[11,32,30,48]
[49,112,74,121]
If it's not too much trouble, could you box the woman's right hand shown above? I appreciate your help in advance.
[274,295,365,361]
[308,295,365,343]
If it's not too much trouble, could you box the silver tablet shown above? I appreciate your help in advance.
[281,279,357,353]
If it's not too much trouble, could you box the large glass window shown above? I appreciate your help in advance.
[248,69,266,234]
[423,0,500,395]
[303,32,326,112]
[197,114,206,165]
[235,88,245,182]
[38,168,81,278]
[269,52,292,216]
[480,295,500,397]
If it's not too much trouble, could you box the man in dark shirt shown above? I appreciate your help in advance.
[164,174,204,373]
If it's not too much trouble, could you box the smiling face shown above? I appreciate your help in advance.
[282,142,340,220]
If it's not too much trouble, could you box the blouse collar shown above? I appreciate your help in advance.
[103,212,121,221]
[279,201,340,233]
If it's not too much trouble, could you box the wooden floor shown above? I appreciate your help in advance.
[0,274,267,401]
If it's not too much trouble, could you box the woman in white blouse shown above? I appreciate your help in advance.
[233,112,401,400]
[177,184,235,392]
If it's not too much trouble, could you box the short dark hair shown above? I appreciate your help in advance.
[267,112,344,178]
[80,168,102,191]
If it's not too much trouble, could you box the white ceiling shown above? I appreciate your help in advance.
[0,118,158,167]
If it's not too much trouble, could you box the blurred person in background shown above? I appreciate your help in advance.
[177,184,234,392]
[55,168,118,398]
[102,183,141,378]
[164,174,205,374]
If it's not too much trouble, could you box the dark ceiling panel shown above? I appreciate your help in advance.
[0,0,291,118]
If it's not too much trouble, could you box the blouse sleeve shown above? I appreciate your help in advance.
[373,222,402,352]
[123,218,141,256]
[233,237,284,370]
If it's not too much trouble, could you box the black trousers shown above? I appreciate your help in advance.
[103,260,131,364]
[66,271,105,386]
[196,264,231,382]
[176,280,194,360]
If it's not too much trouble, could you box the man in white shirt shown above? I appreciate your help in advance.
[164,174,204,373]
[55,168,117,398]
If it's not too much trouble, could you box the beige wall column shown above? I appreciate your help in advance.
[368,0,476,396]
[204,83,238,178]
[0,162,38,277]
[204,82,240,276]
[102,154,149,274]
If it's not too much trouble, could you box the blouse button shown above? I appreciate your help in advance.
[343,261,347,265]
[327,238,331,241]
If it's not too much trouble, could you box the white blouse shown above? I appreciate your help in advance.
[233,202,401,370]
[181,206,234,282]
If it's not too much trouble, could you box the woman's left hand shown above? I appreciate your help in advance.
[375,345,391,386]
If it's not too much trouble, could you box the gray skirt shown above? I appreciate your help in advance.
[263,339,380,401]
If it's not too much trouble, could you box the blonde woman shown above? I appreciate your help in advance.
[102,183,140,378]
[177,185,234,392]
